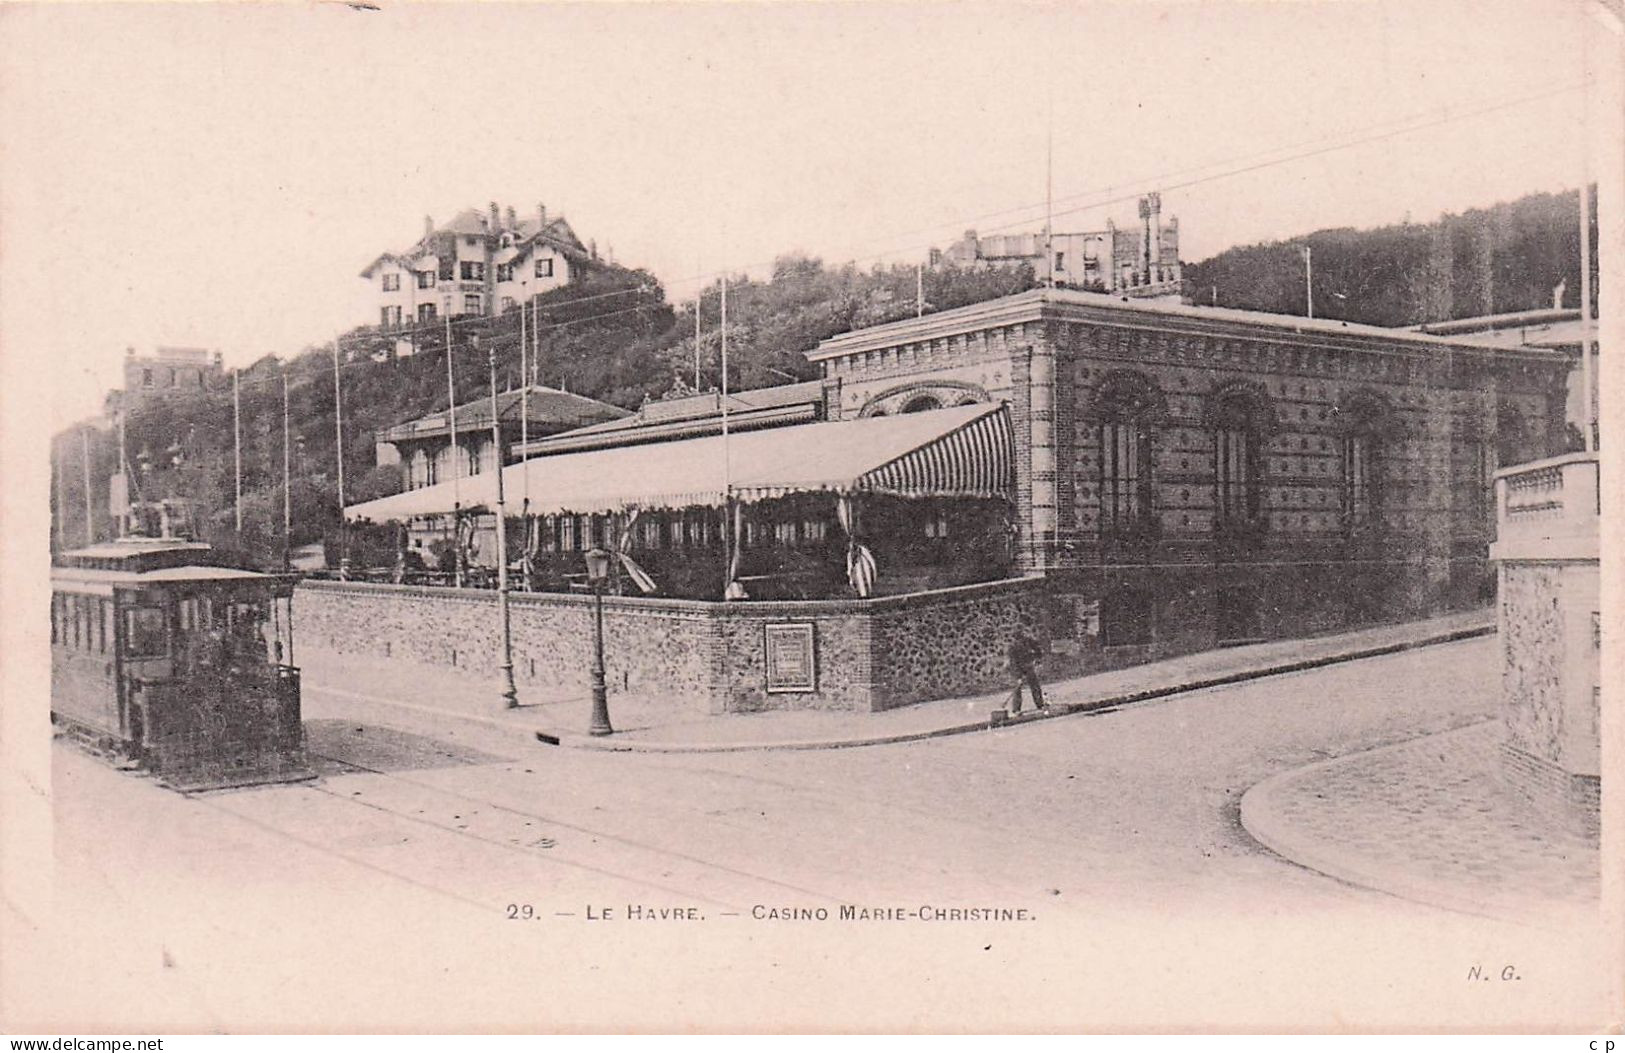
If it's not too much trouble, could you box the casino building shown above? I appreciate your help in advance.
[316,288,1569,715]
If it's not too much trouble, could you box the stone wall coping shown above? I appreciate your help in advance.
[809,288,1572,367]
[1492,450,1599,481]
[296,575,1044,617]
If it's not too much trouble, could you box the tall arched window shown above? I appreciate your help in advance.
[1091,372,1164,536]
[1337,391,1390,531]
[1342,431,1374,523]
[1213,394,1264,523]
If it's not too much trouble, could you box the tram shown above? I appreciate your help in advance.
[51,523,310,791]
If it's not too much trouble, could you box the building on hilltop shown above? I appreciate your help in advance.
[360,202,596,328]
[932,193,1182,298]
[105,346,225,417]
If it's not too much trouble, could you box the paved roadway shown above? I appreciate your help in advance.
[21,636,1612,1032]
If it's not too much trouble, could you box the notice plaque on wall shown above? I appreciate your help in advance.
[764,622,817,693]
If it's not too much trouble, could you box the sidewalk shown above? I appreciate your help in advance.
[1239,721,1600,925]
[295,608,1493,753]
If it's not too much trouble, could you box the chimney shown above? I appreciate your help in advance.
[537,202,548,229]
[489,201,500,232]
[590,239,598,261]
[424,215,434,238]
[1148,192,1163,278]
[1138,196,1153,279]
[505,206,516,230]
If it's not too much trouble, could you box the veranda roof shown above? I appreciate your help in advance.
[346,402,1013,522]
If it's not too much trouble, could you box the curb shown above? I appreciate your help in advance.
[543,622,1495,754]
[1237,720,1580,926]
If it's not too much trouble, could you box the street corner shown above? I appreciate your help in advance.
[1238,721,1601,924]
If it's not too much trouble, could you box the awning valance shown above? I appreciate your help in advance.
[346,402,1014,522]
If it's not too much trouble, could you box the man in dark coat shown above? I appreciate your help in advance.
[1007,630,1046,714]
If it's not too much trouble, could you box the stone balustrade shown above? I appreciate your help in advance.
[1489,451,1600,841]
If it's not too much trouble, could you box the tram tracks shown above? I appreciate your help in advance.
[197,744,846,914]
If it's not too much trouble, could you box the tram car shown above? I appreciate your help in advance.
[51,534,311,791]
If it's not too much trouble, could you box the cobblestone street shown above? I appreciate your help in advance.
[1241,721,1599,924]
[19,636,1613,1031]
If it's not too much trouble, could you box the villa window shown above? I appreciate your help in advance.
[382,273,400,292]
[460,261,485,281]
[380,305,402,328]
[416,271,435,290]
[497,263,515,283]
[418,302,437,322]
[535,257,554,279]
[463,294,482,315]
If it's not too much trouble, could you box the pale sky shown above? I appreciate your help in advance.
[0,0,1604,431]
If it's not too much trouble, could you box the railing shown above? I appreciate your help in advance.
[1490,453,1598,562]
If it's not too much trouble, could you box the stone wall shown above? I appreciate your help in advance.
[296,576,1046,715]
[1490,454,1600,842]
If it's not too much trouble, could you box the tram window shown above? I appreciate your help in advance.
[102,601,115,654]
[124,607,167,658]
[50,596,58,645]
[72,597,83,650]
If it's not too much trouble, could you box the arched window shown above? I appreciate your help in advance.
[900,395,941,414]
[1091,372,1164,535]
[1342,429,1376,524]
[1212,391,1266,524]
[1337,391,1390,530]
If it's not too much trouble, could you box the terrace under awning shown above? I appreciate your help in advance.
[345,402,1014,522]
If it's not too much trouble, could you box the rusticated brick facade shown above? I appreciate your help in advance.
[811,289,1569,660]
[296,576,1046,714]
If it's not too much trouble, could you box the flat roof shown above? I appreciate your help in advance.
[809,287,1570,363]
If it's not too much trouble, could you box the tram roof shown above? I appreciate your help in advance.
[52,563,280,596]
[60,538,214,561]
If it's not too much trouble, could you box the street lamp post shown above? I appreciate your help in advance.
[487,339,520,709]
[584,545,613,736]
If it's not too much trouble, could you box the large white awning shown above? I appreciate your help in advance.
[345,402,1013,522]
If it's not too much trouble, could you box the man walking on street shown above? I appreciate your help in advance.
[1007,629,1046,715]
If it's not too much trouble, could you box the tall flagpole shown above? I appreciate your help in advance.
[1303,245,1314,319]
[446,314,462,587]
[1045,84,1055,289]
[917,263,925,317]
[332,338,348,578]
[520,292,530,508]
[720,277,733,595]
[1578,17,1595,453]
[489,340,519,708]
[81,428,94,545]
[233,367,243,532]
[282,371,291,569]
[56,436,68,550]
[694,282,703,390]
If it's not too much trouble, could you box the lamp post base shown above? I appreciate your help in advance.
[588,681,613,736]
[501,662,519,709]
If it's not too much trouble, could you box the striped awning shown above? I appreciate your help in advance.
[857,401,1013,497]
[346,402,1014,522]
